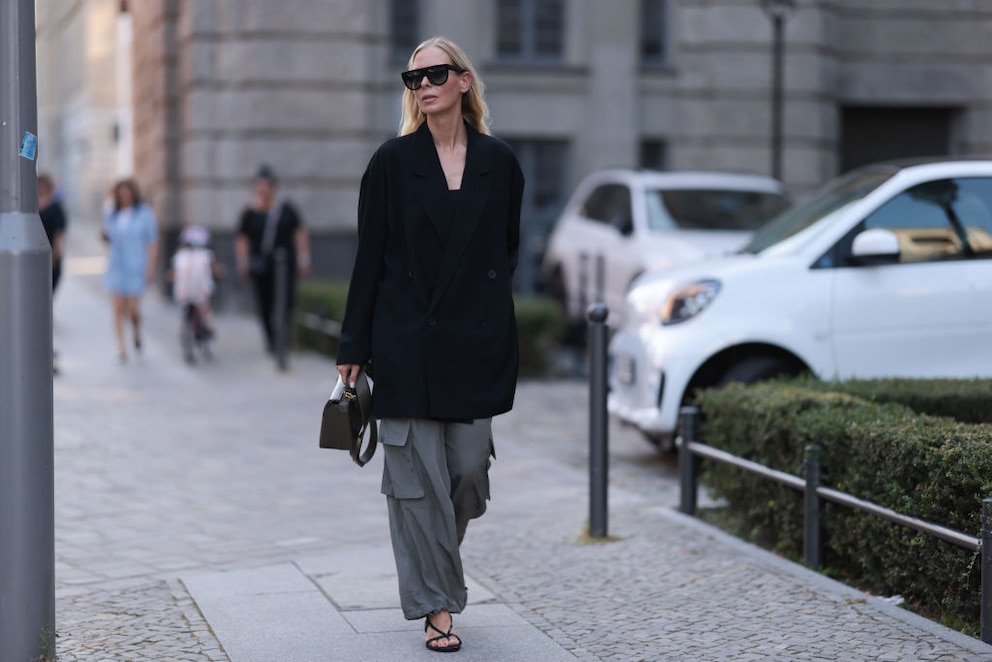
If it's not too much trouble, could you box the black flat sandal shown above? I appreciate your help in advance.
[425,615,462,653]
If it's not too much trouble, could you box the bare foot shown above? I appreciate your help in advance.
[425,610,461,651]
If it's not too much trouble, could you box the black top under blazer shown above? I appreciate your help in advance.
[337,122,525,421]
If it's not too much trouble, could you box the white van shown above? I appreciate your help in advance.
[608,159,992,450]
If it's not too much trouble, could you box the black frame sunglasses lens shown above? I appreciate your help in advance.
[401,65,462,90]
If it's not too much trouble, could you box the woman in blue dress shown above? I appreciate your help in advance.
[103,179,159,362]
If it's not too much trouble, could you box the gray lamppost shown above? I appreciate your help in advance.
[1,0,56,659]
[760,0,796,181]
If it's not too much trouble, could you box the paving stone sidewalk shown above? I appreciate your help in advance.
[48,248,992,661]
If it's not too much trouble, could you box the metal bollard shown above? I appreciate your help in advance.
[678,407,700,515]
[272,247,289,371]
[804,445,824,570]
[982,498,992,644]
[587,302,609,538]
[594,253,605,305]
[578,252,589,324]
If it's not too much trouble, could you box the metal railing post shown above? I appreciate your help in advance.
[804,444,824,569]
[587,303,609,538]
[982,498,992,644]
[272,247,289,371]
[0,1,56,659]
[679,406,700,515]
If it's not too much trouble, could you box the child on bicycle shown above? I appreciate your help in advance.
[169,225,221,338]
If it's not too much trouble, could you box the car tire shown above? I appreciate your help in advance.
[717,355,795,387]
[651,356,796,456]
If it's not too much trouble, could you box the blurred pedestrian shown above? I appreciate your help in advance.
[234,165,311,357]
[336,36,524,653]
[102,179,158,363]
[39,173,68,374]
[169,225,220,336]
[38,173,67,294]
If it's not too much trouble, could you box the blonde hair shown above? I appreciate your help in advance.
[398,37,491,137]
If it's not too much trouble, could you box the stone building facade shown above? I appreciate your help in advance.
[38,0,992,291]
[35,0,133,226]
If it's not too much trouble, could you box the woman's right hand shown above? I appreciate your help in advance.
[337,363,362,388]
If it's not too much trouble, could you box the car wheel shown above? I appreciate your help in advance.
[657,356,795,456]
[717,355,795,387]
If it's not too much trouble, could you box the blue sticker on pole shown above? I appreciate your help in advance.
[19,132,37,160]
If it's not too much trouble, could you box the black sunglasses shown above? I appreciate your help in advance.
[401,64,465,91]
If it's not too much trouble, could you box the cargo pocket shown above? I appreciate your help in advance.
[379,419,425,499]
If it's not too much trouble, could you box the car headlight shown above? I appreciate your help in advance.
[661,279,720,325]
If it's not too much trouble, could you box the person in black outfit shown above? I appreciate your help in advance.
[38,173,67,293]
[336,37,524,653]
[235,165,311,356]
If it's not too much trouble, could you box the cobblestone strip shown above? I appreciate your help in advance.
[463,505,990,662]
[56,580,227,662]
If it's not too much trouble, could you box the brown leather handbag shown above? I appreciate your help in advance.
[319,371,377,467]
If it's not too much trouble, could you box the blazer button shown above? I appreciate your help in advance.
[428,318,437,326]
[487,270,497,279]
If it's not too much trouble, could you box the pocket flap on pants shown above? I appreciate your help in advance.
[379,419,424,499]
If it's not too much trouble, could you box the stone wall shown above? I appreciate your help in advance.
[175,0,383,237]
[131,0,181,233]
[835,0,992,155]
[36,0,128,226]
[117,0,992,288]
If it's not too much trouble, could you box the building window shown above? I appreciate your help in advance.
[640,139,668,170]
[505,138,570,292]
[640,0,668,65]
[391,0,420,62]
[506,139,569,210]
[496,0,565,62]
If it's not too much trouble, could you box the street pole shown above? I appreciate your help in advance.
[761,0,795,181]
[770,13,784,180]
[0,0,56,660]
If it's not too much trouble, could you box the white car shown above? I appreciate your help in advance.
[608,159,992,450]
[542,169,790,326]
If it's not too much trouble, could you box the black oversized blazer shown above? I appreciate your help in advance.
[337,122,525,421]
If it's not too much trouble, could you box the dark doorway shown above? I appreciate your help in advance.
[504,138,570,294]
[840,107,956,173]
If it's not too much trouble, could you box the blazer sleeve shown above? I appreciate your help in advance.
[507,152,524,276]
[337,149,389,366]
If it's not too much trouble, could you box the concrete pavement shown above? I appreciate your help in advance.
[47,248,992,661]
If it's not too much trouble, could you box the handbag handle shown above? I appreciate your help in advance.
[344,385,377,467]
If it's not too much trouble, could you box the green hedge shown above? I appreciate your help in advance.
[513,294,566,377]
[810,377,992,425]
[694,377,992,634]
[292,278,564,377]
[293,279,350,358]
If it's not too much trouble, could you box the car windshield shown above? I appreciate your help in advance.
[645,188,790,231]
[740,166,899,254]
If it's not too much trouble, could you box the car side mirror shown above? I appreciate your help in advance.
[848,228,900,265]
[615,213,634,236]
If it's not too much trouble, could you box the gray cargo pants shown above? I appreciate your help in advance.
[379,418,494,620]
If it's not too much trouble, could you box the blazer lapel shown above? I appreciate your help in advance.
[428,124,491,313]
[411,123,450,242]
